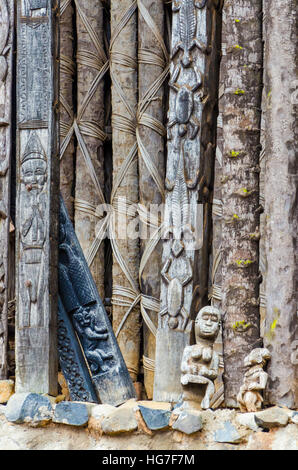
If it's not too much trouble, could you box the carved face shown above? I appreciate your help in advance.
[195,306,220,341]
[21,157,47,190]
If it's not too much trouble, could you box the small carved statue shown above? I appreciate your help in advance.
[237,348,271,413]
[181,306,221,409]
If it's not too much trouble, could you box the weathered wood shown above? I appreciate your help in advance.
[263,0,298,409]
[153,0,221,403]
[15,0,59,395]
[110,0,141,382]
[58,297,98,404]
[0,0,13,380]
[221,0,263,407]
[59,0,75,220]
[59,197,137,406]
[137,0,167,399]
[74,0,107,298]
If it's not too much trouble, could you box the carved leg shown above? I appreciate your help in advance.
[201,378,215,409]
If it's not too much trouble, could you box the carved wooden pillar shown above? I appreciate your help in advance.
[15,0,59,395]
[0,0,13,380]
[58,197,137,406]
[153,0,221,403]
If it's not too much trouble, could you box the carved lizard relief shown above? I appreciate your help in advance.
[172,0,208,67]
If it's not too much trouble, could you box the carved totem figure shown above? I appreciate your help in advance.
[0,0,13,379]
[15,1,59,395]
[58,197,137,406]
[181,306,220,409]
[19,132,47,327]
[154,0,221,402]
[237,348,271,413]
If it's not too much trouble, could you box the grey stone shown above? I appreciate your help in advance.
[290,411,298,425]
[138,405,171,431]
[53,401,89,427]
[5,393,52,424]
[171,410,203,435]
[214,421,241,443]
[91,404,116,421]
[254,407,289,429]
[101,407,138,435]
[236,412,261,432]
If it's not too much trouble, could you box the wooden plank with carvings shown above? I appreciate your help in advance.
[15,0,59,395]
[58,197,137,406]
[153,0,221,403]
[0,0,13,380]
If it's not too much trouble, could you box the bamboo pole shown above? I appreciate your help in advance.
[263,0,298,408]
[110,0,140,382]
[137,0,168,399]
[59,0,75,220]
[74,0,107,299]
[0,0,13,380]
[221,0,263,407]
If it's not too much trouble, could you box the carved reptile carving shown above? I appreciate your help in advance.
[172,0,208,67]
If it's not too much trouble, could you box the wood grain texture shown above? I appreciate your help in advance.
[138,0,166,399]
[263,0,298,409]
[59,0,75,220]
[75,0,106,299]
[110,0,141,382]
[154,0,221,403]
[221,0,263,407]
[0,0,13,380]
[15,0,59,395]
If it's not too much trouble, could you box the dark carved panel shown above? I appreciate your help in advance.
[58,298,98,403]
[58,197,136,406]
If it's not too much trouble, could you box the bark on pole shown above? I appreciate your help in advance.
[263,0,298,408]
[221,0,263,407]
[137,0,167,399]
[75,0,107,299]
[0,0,13,380]
[15,0,59,395]
[59,0,75,220]
[110,0,140,382]
[154,0,221,403]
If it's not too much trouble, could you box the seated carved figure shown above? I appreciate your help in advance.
[237,348,271,412]
[181,306,221,410]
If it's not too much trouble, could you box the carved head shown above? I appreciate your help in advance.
[21,132,47,190]
[73,307,91,328]
[244,348,271,367]
[195,306,221,341]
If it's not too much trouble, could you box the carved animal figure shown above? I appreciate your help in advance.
[172,0,207,67]
[168,65,202,140]
[24,0,48,16]
[181,306,220,409]
[73,306,113,375]
[237,348,271,412]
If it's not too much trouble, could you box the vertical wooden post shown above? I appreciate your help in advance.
[15,0,59,395]
[74,0,107,298]
[263,0,298,408]
[59,0,75,220]
[0,0,13,380]
[154,0,221,403]
[110,0,141,382]
[221,0,263,407]
[137,0,168,399]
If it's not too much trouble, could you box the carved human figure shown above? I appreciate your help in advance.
[237,348,271,412]
[72,306,113,375]
[19,131,47,326]
[181,306,221,409]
